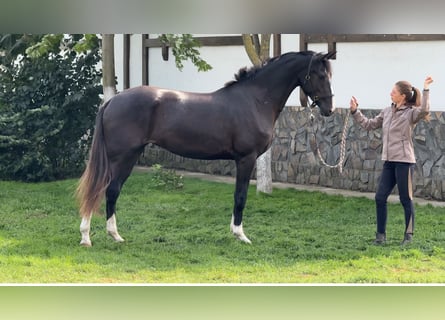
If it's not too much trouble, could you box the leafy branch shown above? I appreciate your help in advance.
[159,34,212,72]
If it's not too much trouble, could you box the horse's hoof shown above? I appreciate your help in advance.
[230,216,252,244]
[108,231,125,243]
[231,224,252,244]
[235,234,252,244]
[80,240,92,247]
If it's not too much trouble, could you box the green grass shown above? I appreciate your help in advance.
[1,171,445,283]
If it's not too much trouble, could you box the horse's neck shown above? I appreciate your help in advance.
[257,59,305,112]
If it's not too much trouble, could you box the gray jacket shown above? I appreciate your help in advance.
[352,90,430,163]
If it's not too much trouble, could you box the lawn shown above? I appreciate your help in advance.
[1,171,445,283]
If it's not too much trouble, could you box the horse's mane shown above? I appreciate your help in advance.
[224,51,329,87]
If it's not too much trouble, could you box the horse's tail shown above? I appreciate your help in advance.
[76,101,112,219]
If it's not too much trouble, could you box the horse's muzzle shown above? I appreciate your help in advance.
[320,107,335,117]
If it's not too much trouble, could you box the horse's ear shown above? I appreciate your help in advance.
[323,51,337,60]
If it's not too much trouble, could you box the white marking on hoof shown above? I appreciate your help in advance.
[107,215,125,243]
[80,239,92,247]
[80,216,92,247]
[230,215,252,244]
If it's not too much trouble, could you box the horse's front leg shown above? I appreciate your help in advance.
[231,155,256,244]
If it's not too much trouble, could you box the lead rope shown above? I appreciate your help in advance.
[309,109,350,174]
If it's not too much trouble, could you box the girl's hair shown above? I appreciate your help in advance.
[395,80,430,121]
[396,80,420,106]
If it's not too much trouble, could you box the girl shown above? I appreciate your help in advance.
[349,76,434,245]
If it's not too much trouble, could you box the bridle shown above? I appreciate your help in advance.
[303,54,349,174]
[302,54,334,109]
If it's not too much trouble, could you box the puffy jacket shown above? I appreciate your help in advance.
[352,90,430,163]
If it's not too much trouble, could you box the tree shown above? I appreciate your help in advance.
[0,34,102,181]
[242,34,273,194]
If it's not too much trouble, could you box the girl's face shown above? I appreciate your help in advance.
[390,85,406,105]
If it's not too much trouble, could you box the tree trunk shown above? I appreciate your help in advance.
[241,34,262,66]
[241,34,273,194]
[259,34,271,62]
[256,149,273,194]
[102,34,116,102]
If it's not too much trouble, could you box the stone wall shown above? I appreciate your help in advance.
[139,107,445,201]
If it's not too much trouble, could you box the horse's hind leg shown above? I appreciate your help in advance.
[80,214,93,247]
[106,150,143,243]
[106,179,125,242]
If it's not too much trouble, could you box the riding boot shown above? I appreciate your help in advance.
[401,233,413,245]
[373,232,386,245]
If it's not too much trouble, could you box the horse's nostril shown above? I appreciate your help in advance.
[323,110,334,117]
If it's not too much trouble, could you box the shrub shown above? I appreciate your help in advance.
[151,164,184,190]
[0,34,102,181]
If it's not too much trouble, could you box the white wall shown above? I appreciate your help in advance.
[328,41,445,111]
[114,34,143,90]
[147,45,252,93]
[114,34,445,111]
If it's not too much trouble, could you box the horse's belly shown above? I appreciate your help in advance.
[155,139,234,161]
[172,149,234,160]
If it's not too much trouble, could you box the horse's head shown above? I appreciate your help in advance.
[300,51,336,117]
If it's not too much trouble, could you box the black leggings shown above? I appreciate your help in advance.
[375,161,415,235]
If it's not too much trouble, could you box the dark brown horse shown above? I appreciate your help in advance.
[77,50,336,246]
